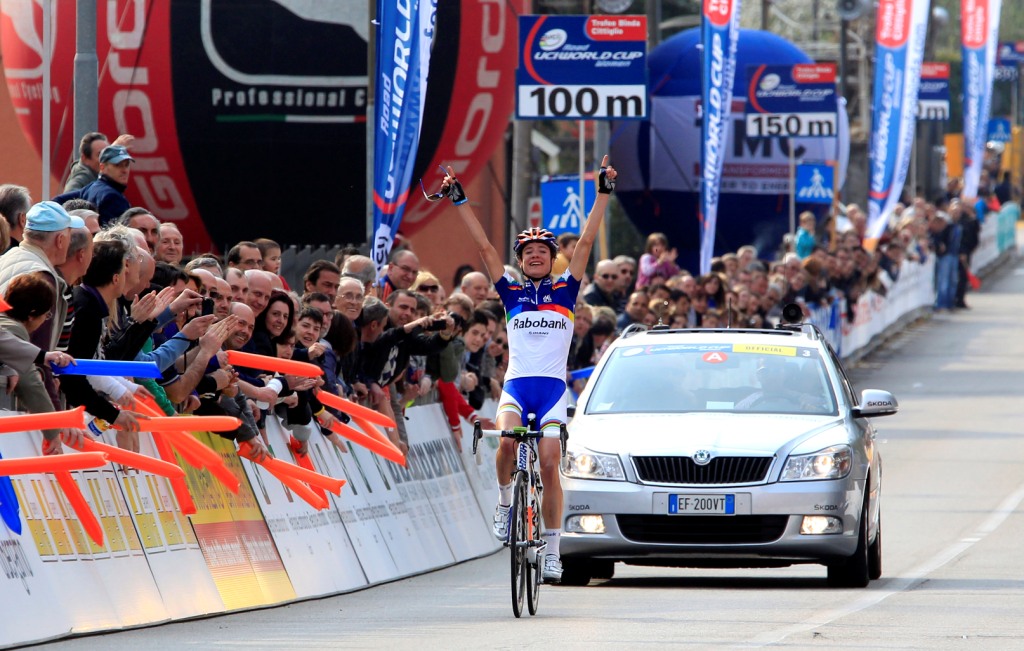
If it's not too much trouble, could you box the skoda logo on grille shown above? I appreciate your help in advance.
[692,450,713,466]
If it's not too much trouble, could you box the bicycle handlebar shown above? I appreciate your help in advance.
[472,420,568,457]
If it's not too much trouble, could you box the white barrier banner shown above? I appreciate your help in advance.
[249,418,368,596]
[402,405,495,561]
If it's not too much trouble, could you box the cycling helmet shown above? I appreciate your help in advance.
[514,227,557,258]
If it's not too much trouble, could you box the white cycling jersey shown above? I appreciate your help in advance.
[494,270,581,382]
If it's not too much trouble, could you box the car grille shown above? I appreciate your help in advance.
[632,456,773,485]
[617,515,789,544]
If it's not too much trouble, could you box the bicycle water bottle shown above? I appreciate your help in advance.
[86,415,111,436]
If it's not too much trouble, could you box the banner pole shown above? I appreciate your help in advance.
[788,144,796,241]
[42,0,51,200]
[366,0,376,246]
[579,119,587,260]
[831,161,840,253]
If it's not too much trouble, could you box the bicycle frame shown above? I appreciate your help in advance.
[473,417,568,617]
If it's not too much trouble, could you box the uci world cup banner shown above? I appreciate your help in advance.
[866,0,930,249]
[961,0,1002,199]
[699,0,741,275]
[372,1,437,273]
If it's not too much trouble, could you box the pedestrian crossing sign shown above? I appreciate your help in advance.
[795,163,834,205]
[539,173,597,236]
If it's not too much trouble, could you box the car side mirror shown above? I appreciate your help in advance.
[851,389,898,418]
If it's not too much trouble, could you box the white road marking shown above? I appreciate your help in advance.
[739,479,1024,648]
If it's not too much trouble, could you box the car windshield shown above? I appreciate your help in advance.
[585,342,838,416]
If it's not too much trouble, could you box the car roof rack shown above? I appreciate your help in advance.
[621,323,649,338]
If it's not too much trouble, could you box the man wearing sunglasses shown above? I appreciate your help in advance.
[582,258,625,311]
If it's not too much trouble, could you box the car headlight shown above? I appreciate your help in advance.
[781,445,852,481]
[561,449,625,481]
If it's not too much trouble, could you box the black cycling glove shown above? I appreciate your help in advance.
[598,166,615,194]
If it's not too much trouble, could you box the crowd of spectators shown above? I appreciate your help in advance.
[0,130,1019,456]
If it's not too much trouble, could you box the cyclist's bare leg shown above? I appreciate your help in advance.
[494,410,521,488]
[538,437,562,529]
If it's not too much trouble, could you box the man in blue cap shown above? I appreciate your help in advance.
[53,144,135,227]
[0,202,85,407]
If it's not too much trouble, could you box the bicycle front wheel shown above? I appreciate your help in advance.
[526,479,543,616]
[509,470,528,618]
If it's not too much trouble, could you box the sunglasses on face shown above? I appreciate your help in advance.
[418,284,440,292]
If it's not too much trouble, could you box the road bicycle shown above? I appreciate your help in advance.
[473,416,567,618]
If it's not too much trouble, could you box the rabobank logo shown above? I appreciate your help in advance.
[961,0,987,50]
[759,74,781,92]
[513,316,568,331]
[539,29,567,51]
[876,0,911,49]
[703,0,733,28]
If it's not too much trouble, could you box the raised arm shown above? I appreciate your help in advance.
[568,154,617,280]
[443,167,505,282]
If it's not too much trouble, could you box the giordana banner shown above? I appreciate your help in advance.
[372,1,436,273]
[699,0,741,275]
[866,0,930,250]
[961,0,1002,199]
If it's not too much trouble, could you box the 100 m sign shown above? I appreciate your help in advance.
[517,84,646,119]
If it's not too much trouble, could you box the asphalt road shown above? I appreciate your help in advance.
[36,260,1024,650]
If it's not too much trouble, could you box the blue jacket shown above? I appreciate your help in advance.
[53,175,130,226]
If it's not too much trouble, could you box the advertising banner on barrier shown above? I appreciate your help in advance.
[917,62,950,121]
[866,0,930,250]
[126,432,224,619]
[400,406,494,561]
[516,14,647,120]
[371,0,436,274]
[699,0,742,274]
[0,427,168,636]
[310,432,402,584]
[961,0,1002,198]
[186,432,295,610]
[250,419,368,597]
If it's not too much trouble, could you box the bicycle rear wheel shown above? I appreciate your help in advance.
[509,471,528,618]
[526,479,543,615]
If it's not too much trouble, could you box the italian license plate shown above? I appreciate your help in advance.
[668,494,735,515]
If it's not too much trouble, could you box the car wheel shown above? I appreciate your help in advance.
[868,510,882,580]
[591,560,615,580]
[827,499,870,588]
[560,558,594,586]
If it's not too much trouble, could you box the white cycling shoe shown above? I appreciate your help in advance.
[492,504,511,540]
[542,554,563,583]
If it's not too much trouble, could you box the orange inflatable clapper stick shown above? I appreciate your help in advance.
[288,437,326,502]
[112,416,241,433]
[225,350,323,378]
[149,433,197,514]
[348,414,403,455]
[325,419,406,467]
[132,398,241,493]
[55,469,105,546]
[0,450,107,475]
[314,391,397,428]
[76,437,186,478]
[0,407,87,435]
[236,441,329,510]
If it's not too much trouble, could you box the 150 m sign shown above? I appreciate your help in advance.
[517,15,648,120]
[519,84,644,118]
[746,113,837,137]
[744,63,838,139]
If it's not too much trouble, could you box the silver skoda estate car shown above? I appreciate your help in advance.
[560,320,897,587]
